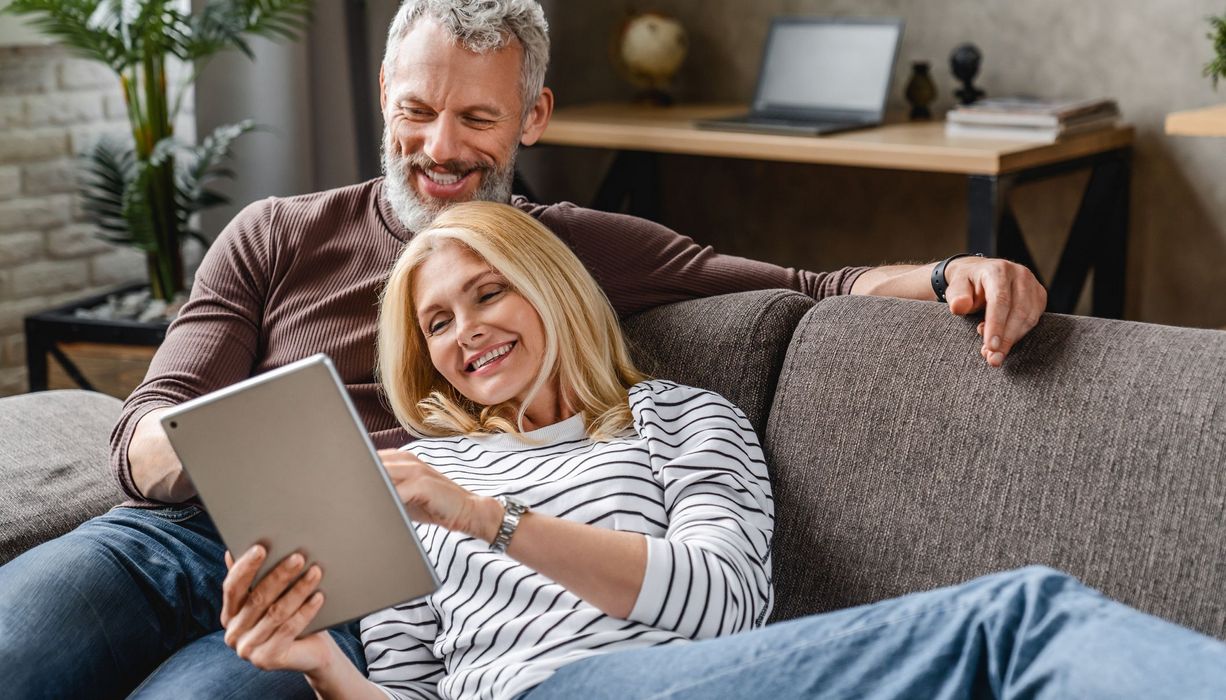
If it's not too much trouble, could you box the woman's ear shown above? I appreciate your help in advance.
[519,88,554,147]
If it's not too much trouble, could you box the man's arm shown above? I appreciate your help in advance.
[126,407,193,502]
[529,201,1046,367]
[850,257,1047,366]
[521,201,870,315]
[110,201,272,503]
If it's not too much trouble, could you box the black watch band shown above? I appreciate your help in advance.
[931,253,983,303]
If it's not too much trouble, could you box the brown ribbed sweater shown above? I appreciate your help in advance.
[109,178,867,505]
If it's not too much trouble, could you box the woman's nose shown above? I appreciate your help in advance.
[455,315,485,345]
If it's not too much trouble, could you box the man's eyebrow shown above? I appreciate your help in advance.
[392,92,507,118]
[417,270,502,318]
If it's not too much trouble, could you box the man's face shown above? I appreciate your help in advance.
[380,19,550,231]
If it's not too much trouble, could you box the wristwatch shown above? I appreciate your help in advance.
[489,495,529,554]
[931,253,984,303]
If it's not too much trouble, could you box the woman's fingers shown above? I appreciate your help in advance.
[222,550,306,648]
[220,545,266,627]
[233,565,324,658]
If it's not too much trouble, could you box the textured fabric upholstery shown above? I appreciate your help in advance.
[622,290,815,434]
[765,295,1226,639]
[0,390,125,563]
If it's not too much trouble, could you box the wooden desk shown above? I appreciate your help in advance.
[537,102,1135,317]
[1165,104,1226,137]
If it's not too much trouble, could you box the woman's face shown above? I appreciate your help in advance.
[412,242,553,419]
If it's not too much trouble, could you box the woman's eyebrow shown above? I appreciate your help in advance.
[417,270,502,317]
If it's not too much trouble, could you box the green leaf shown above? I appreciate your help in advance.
[175,120,255,221]
[1207,14,1226,89]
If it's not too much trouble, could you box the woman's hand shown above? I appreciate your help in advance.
[220,546,338,675]
[378,449,499,542]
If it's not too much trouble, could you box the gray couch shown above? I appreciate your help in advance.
[3,292,1224,640]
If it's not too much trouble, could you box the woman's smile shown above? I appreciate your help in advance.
[465,340,516,374]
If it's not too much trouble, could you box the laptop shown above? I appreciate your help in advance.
[696,16,904,136]
[160,354,439,634]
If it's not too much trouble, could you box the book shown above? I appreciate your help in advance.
[944,112,1120,143]
[947,97,1119,128]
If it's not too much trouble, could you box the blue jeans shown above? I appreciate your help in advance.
[0,506,365,699]
[524,566,1226,699]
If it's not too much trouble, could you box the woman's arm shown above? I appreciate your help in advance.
[379,450,648,619]
[380,382,773,629]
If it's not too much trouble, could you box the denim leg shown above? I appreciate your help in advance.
[0,505,226,700]
[523,566,1226,700]
[128,621,367,700]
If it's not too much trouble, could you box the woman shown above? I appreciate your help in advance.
[220,202,1226,699]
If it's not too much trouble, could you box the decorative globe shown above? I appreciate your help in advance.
[615,12,688,104]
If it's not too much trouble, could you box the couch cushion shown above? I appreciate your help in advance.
[622,290,814,434]
[765,295,1226,639]
[0,390,125,563]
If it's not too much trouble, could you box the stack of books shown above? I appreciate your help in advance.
[945,97,1120,142]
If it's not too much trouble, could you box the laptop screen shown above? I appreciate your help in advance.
[754,18,902,118]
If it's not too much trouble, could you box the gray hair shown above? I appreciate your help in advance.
[383,0,550,120]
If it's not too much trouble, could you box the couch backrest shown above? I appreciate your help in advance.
[622,289,814,434]
[765,295,1226,639]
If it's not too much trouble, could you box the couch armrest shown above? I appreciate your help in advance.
[0,390,125,563]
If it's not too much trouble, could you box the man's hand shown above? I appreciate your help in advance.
[128,407,196,502]
[942,256,1047,367]
[851,257,1047,367]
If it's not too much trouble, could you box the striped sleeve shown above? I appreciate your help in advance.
[626,381,775,639]
[361,599,445,699]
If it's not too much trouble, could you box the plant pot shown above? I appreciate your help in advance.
[24,282,170,398]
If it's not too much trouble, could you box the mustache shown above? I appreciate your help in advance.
[395,151,496,176]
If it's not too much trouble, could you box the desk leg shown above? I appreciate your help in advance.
[967,174,1030,268]
[24,318,48,392]
[1044,148,1131,317]
[592,150,661,221]
[1092,150,1130,319]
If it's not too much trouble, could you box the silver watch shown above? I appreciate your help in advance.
[490,495,528,554]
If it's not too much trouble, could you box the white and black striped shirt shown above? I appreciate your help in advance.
[361,380,775,700]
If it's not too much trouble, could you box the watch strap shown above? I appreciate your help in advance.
[490,495,528,554]
[931,253,984,303]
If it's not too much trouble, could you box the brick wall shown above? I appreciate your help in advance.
[0,45,195,397]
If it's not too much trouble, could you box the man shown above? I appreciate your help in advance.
[0,1,1046,697]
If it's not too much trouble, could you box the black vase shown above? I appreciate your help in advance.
[904,61,937,120]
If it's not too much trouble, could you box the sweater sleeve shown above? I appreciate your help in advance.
[362,599,445,699]
[626,381,775,639]
[522,200,869,317]
[107,198,273,502]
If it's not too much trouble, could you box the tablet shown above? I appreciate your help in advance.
[160,353,438,634]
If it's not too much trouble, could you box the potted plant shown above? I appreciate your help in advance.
[1207,12,1226,88]
[5,0,313,395]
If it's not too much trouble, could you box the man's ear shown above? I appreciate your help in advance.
[519,87,554,147]
[379,64,388,112]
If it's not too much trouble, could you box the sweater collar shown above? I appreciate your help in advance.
[374,176,534,245]
[374,177,413,243]
[466,413,589,452]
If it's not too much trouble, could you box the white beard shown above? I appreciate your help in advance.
[381,129,517,233]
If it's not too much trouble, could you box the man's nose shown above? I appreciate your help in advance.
[422,117,461,166]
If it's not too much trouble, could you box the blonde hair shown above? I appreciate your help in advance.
[377,201,647,440]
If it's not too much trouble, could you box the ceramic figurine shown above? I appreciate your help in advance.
[904,61,937,119]
[950,43,985,105]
